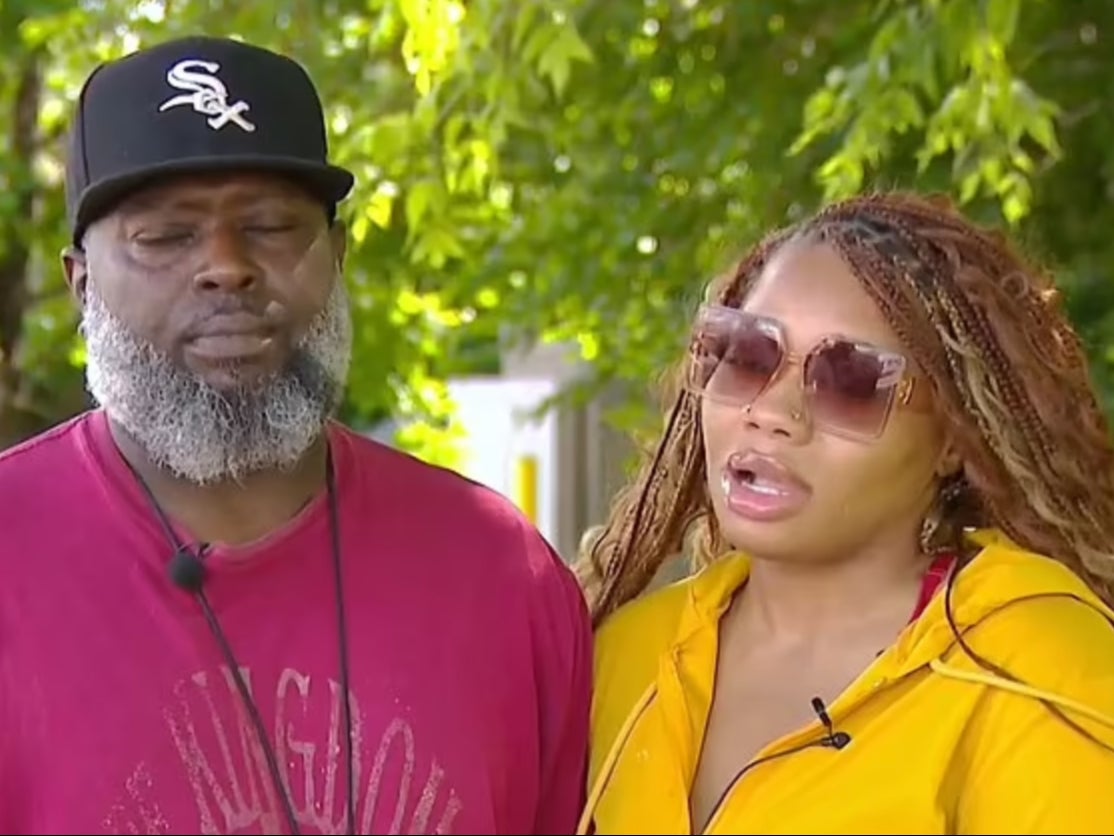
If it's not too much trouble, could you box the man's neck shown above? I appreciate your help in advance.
[109,418,330,547]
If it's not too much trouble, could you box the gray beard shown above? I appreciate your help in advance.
[81,281,353,485]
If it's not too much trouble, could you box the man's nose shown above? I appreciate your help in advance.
[191,228,262,292]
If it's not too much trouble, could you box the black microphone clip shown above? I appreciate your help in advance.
[168,546,206,592]
[811,696,852,750]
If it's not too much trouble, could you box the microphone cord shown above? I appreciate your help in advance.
[128,450,355,836]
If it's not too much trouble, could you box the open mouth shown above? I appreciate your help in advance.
[720,451,812,521]
[725,465,792,497]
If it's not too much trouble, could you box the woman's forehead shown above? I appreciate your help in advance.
[741,240,906,354]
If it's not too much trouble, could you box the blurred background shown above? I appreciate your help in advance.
[2,0,1113,562]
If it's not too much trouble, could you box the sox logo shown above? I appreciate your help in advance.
[158,59,256,133]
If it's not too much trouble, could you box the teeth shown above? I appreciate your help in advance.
[747,481,788,496]
[723,469,789,497]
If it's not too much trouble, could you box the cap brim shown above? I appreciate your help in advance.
[71,154,355,244]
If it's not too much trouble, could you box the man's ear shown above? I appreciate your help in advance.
[61,246,88,306]
[328,219,347,272]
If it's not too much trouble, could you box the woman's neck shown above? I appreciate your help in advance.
[735,535,931,644]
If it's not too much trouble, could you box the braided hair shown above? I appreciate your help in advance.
[576,191,1114,627]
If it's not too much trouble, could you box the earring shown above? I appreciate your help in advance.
[918,512,941,555]
[919,473,967,554]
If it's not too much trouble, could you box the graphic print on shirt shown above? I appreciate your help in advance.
[100,665,462,835]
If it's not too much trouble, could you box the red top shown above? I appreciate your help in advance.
[909,552,957,623]
[0,410,593,834]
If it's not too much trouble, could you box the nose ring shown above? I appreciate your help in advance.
[744,404,802,422]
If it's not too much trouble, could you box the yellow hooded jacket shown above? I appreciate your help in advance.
[579,531,1114,835]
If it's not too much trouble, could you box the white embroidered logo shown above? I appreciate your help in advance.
[158,58,256,133]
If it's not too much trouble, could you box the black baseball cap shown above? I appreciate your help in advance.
[64,35,355,244]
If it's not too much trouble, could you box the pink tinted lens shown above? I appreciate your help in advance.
[691,308,783,405]
[805,339,905,437]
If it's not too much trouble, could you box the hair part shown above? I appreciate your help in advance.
[576,191,1114,626]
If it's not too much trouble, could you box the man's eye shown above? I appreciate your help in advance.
[135,231,192,246]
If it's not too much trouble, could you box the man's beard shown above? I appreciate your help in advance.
[81,281,353,486]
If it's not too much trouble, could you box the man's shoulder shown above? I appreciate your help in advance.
[335,424,528,519]
[333,423,572,576]
[0,413,98,571]
[0,412,94,483]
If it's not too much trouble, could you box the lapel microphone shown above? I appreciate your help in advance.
[167,545,207,591]
[811,697,852,749]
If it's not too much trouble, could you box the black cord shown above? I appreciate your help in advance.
[126,449,356,834]
[326,454,357,835]
[194,581,301,833]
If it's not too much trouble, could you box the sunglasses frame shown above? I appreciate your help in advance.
[686,304,929,441]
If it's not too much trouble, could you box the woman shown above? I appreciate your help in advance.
[575,192,1114,834]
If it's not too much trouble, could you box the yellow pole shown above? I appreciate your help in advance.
[513,454,539,524]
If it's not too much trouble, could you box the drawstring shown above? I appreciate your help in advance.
[928,659,1114,731]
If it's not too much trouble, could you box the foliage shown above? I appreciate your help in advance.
[2,0,1114,459]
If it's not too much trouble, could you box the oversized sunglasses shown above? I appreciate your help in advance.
[686,305,931,439]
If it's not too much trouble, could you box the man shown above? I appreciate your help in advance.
[0,36,592,835]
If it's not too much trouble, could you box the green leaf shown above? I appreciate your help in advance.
[986,0,1020,45]
[404,179,445,235]
[537,24,594,99]
[1027,111,1062,157]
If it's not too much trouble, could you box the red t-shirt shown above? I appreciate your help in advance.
[0,410,592,834]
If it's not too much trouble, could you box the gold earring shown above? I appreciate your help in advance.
[919,474,967,554]
[918,510,942,555]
